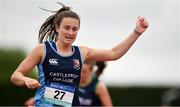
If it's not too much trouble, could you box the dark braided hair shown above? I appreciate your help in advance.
[38,3,80,43]
[84,60,107,78]
[95,61,107,77]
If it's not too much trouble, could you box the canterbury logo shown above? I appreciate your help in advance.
[49,58,58,65]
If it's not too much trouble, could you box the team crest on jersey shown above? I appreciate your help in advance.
[49,58,58,65]
[73,59,80,70]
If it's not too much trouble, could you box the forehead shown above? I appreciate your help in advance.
[61,17,79,27]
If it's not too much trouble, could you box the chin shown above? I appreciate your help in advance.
[66,40,75,44]
[64,41,74,45]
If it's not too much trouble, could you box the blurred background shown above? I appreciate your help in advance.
[0,0,179,106]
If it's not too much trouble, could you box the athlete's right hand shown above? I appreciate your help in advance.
[24,77,41,89]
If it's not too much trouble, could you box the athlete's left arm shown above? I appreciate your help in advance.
[96,82,113,106]
[81,16,149,61]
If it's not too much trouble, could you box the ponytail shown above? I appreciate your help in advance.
[38,15,56,43]
[95,61,107,77]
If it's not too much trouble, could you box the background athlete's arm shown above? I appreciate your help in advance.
[96,82,113,106]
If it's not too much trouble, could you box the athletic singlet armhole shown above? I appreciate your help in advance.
[93,76,100,93]
[77,46,84,64]
[40,43,46,64]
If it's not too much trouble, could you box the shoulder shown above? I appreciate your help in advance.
[23,43,45,65]
[30,43,45,58]
[79,46,90,53]
[95,81,107,95]
[96,82,106,89]
[79,46,92,61]
[32,43,44,52]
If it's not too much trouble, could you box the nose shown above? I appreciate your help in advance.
[68,29,74,35]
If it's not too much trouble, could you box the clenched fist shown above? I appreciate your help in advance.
[24,77,41,89]
[135,16,149,35]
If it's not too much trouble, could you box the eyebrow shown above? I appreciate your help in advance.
[64,24,78,28]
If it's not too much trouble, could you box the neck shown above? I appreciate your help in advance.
[56,41,72,55]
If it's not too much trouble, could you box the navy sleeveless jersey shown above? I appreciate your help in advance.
[78,75,102,106]
[34,41,83,107]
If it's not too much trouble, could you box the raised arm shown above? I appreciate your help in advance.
[81,16,149,61]
[11,44,43,89]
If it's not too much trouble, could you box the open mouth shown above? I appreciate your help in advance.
[65,36,73,41]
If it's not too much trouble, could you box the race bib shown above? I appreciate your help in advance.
[44,82,75,106]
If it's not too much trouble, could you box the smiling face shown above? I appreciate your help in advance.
[56,17,79,45]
